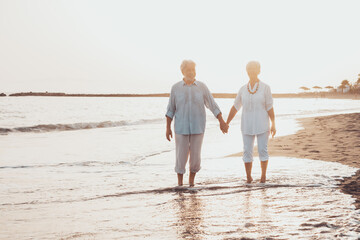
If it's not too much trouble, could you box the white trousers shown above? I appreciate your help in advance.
[242,131,269,163]
[175,134,204,174]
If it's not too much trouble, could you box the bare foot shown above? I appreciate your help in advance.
[174,185,184,190]
[260,176,266,183]
[246,177,253,184]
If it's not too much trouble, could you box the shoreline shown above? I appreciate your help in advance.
[229,113,360,209]
[4,92,360,100]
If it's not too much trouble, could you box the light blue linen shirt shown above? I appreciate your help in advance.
[166,80,221,135]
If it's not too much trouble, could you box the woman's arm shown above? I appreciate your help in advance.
[267,107,276,137]
[226,106,238,125]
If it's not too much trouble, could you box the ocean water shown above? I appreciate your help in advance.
[0,96,360,239]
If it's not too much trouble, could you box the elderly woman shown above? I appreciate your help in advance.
[166,60,228,187]
[226,61,276,183]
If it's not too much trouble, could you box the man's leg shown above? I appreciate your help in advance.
[177,173,184,186]
[175,134,190,186]
[189,134,204,187]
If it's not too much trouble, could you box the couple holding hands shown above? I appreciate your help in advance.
[165,60,276,187]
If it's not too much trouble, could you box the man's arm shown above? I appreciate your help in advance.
[165,86,176,141]
[203,84,221,118]
[202,84,228,133]
[166,116,173,141]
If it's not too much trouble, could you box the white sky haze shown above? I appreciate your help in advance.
[1,0,359,94]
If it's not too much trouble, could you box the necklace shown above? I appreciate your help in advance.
[247,82,259,94]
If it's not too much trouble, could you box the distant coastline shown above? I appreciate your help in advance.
[4,91,360,99]
[8,92,170,97]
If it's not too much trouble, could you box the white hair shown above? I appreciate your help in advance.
[246,61,261,71]
[180,60,196,72]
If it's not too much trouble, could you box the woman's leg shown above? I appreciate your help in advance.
[242,133,255,183]
[189,134,204,187]
[189,172,196,187]
[257,131,270,183]
[244,162,253,183]
[260,161,268,183]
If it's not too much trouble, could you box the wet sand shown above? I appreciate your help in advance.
[230,113,360,209]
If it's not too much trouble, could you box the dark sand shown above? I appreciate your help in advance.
[230,113,360,209]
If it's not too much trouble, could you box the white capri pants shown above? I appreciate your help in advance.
[175,134,204,174]
[242,131,269,163]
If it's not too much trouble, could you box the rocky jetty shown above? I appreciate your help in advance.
[7,91,360,99]
[8,92,170,97]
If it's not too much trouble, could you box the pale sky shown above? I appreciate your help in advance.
[1,0,359,94]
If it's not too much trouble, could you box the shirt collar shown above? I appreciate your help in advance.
[182,79,198,86]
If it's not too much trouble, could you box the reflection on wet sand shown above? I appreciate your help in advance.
[174,192,204,239]
[238,187,275,238]
[1,156,359,239]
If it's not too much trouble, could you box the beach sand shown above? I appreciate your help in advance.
[230,113,360,209]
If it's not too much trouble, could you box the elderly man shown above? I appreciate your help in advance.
[165,60,228,187]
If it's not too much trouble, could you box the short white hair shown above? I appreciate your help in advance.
[180,60,196,72]
[246,61,261,72]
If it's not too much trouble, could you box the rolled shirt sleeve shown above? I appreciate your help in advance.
[234,89,243,111]
[203,84,221,118]
[265,85,273,111]
[165,87,176,119]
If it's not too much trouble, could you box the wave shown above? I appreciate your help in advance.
[0,183,323,206]
[0,118,163,134]
[0,156,172,171]
[0,161,131,169]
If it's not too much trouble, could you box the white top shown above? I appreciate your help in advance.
[234,81,273,135]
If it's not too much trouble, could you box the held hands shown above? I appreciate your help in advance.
[217,113,229,134]
[220,120,229,134]
[166,127,173,141]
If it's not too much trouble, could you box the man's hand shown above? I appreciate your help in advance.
[166,127,173,141]
[270,124,276,138]
[165,116,173,141]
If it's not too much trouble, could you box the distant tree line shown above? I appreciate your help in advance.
[300,74,360,94]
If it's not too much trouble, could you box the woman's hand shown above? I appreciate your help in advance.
[270,124,276,138]
[267,108,276,138]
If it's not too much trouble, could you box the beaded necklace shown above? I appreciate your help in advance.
[247,81,259,94]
